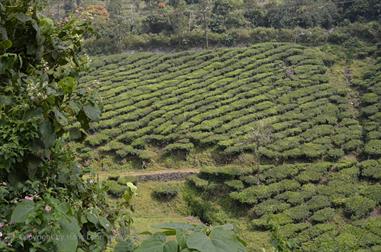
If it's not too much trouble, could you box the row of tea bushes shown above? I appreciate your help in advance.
[79,43,362,164]
[187,160,381,251]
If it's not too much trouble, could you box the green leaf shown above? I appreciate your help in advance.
[176,229,187,249]
[209,227,246,252]
[0,53,18,73]
[86,212,98,224]
[155,223,195,231]
[186,232,215,252]
[53,107,68,126]
[0,39,12,51]
[164,240,178,252]
[55,217,80,252]
[58,76,77,94]
[69,128,83,140]
[39,120,56,148]
[83,104,101,121]
[186,228,246,252]
[69,101,81,114]
[27,159,40,179]
[114,240,134,252]
[99,216,111,231]
[0,95,14,105]
[14,13,33,23]
[10,200,35,223]
[135,233,167,252]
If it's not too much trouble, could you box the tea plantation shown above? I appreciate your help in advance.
[78,43,381,251]
[80,43,363,162]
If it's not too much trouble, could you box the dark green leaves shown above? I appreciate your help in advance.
[0,95,14,106]
[0,53,18,73]
[55,217,81,252]
[0,39,12,52]
[83,103,101,121]
[186,228,246,252]
[134,233,179,252]
[10,200,35,223]
[134,223,246,252]
[53,107,68,126]
[0,1,106,252]
[39,120,56,148]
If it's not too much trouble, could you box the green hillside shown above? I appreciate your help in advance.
[79,43,363,165]
[3,1,381,251]
[75,43,381,251]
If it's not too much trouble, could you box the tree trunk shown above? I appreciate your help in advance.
[203,12,208,49]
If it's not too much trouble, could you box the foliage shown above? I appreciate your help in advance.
[0,1,115,251]
[344,196,376,220]
[152,185,179,201]
[188,160,381,250]
[134,223,246,252]
[104,180,128,198]
[79,43,361,166]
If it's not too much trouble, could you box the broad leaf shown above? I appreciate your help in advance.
[186,228,246,252]
[86,212,98,224]
[58,76,77,94]
[69,101,81,114]
[164,240,178,252]
[0,39,12,51]
[99,216,111,231]
[55,216,80,252]
[209,227,246,252]
[186,232,215,252]
[176,229,187,249]
[83,104,101,121]
[10,200,35,223]
[53,108,68,126]
[39,120,56,148]
[0,95,13,105]
[114,240,134,252]
[154,223,195,231]
[134,233,167,252]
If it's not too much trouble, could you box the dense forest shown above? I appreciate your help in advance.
[43,0,380,53]
[1,0,381,251]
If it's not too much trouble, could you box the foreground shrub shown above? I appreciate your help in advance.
[0,2,116,250]
[134,223,246,252]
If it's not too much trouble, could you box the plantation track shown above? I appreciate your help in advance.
[96,168,199,181]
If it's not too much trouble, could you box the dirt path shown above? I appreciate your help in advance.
[95,168,200,182]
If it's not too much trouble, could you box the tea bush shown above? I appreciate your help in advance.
[152,185,179,201]
[79,43,362,166]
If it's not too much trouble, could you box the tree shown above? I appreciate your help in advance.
[209,0,233,33]
[264,0,339,29]
[199,0,212,48]
[0,1,116,251]
[243,121,273,164]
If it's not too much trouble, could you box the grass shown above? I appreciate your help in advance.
[129,181,198,234]
[106,179,271,251]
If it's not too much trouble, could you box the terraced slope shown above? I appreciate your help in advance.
[80,43,361,163]
[78,43,381,250]
[354,57,381,158]
[188,160,381,251]
[185,55,381,251]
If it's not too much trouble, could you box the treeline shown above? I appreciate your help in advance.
[45,0,381,53]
